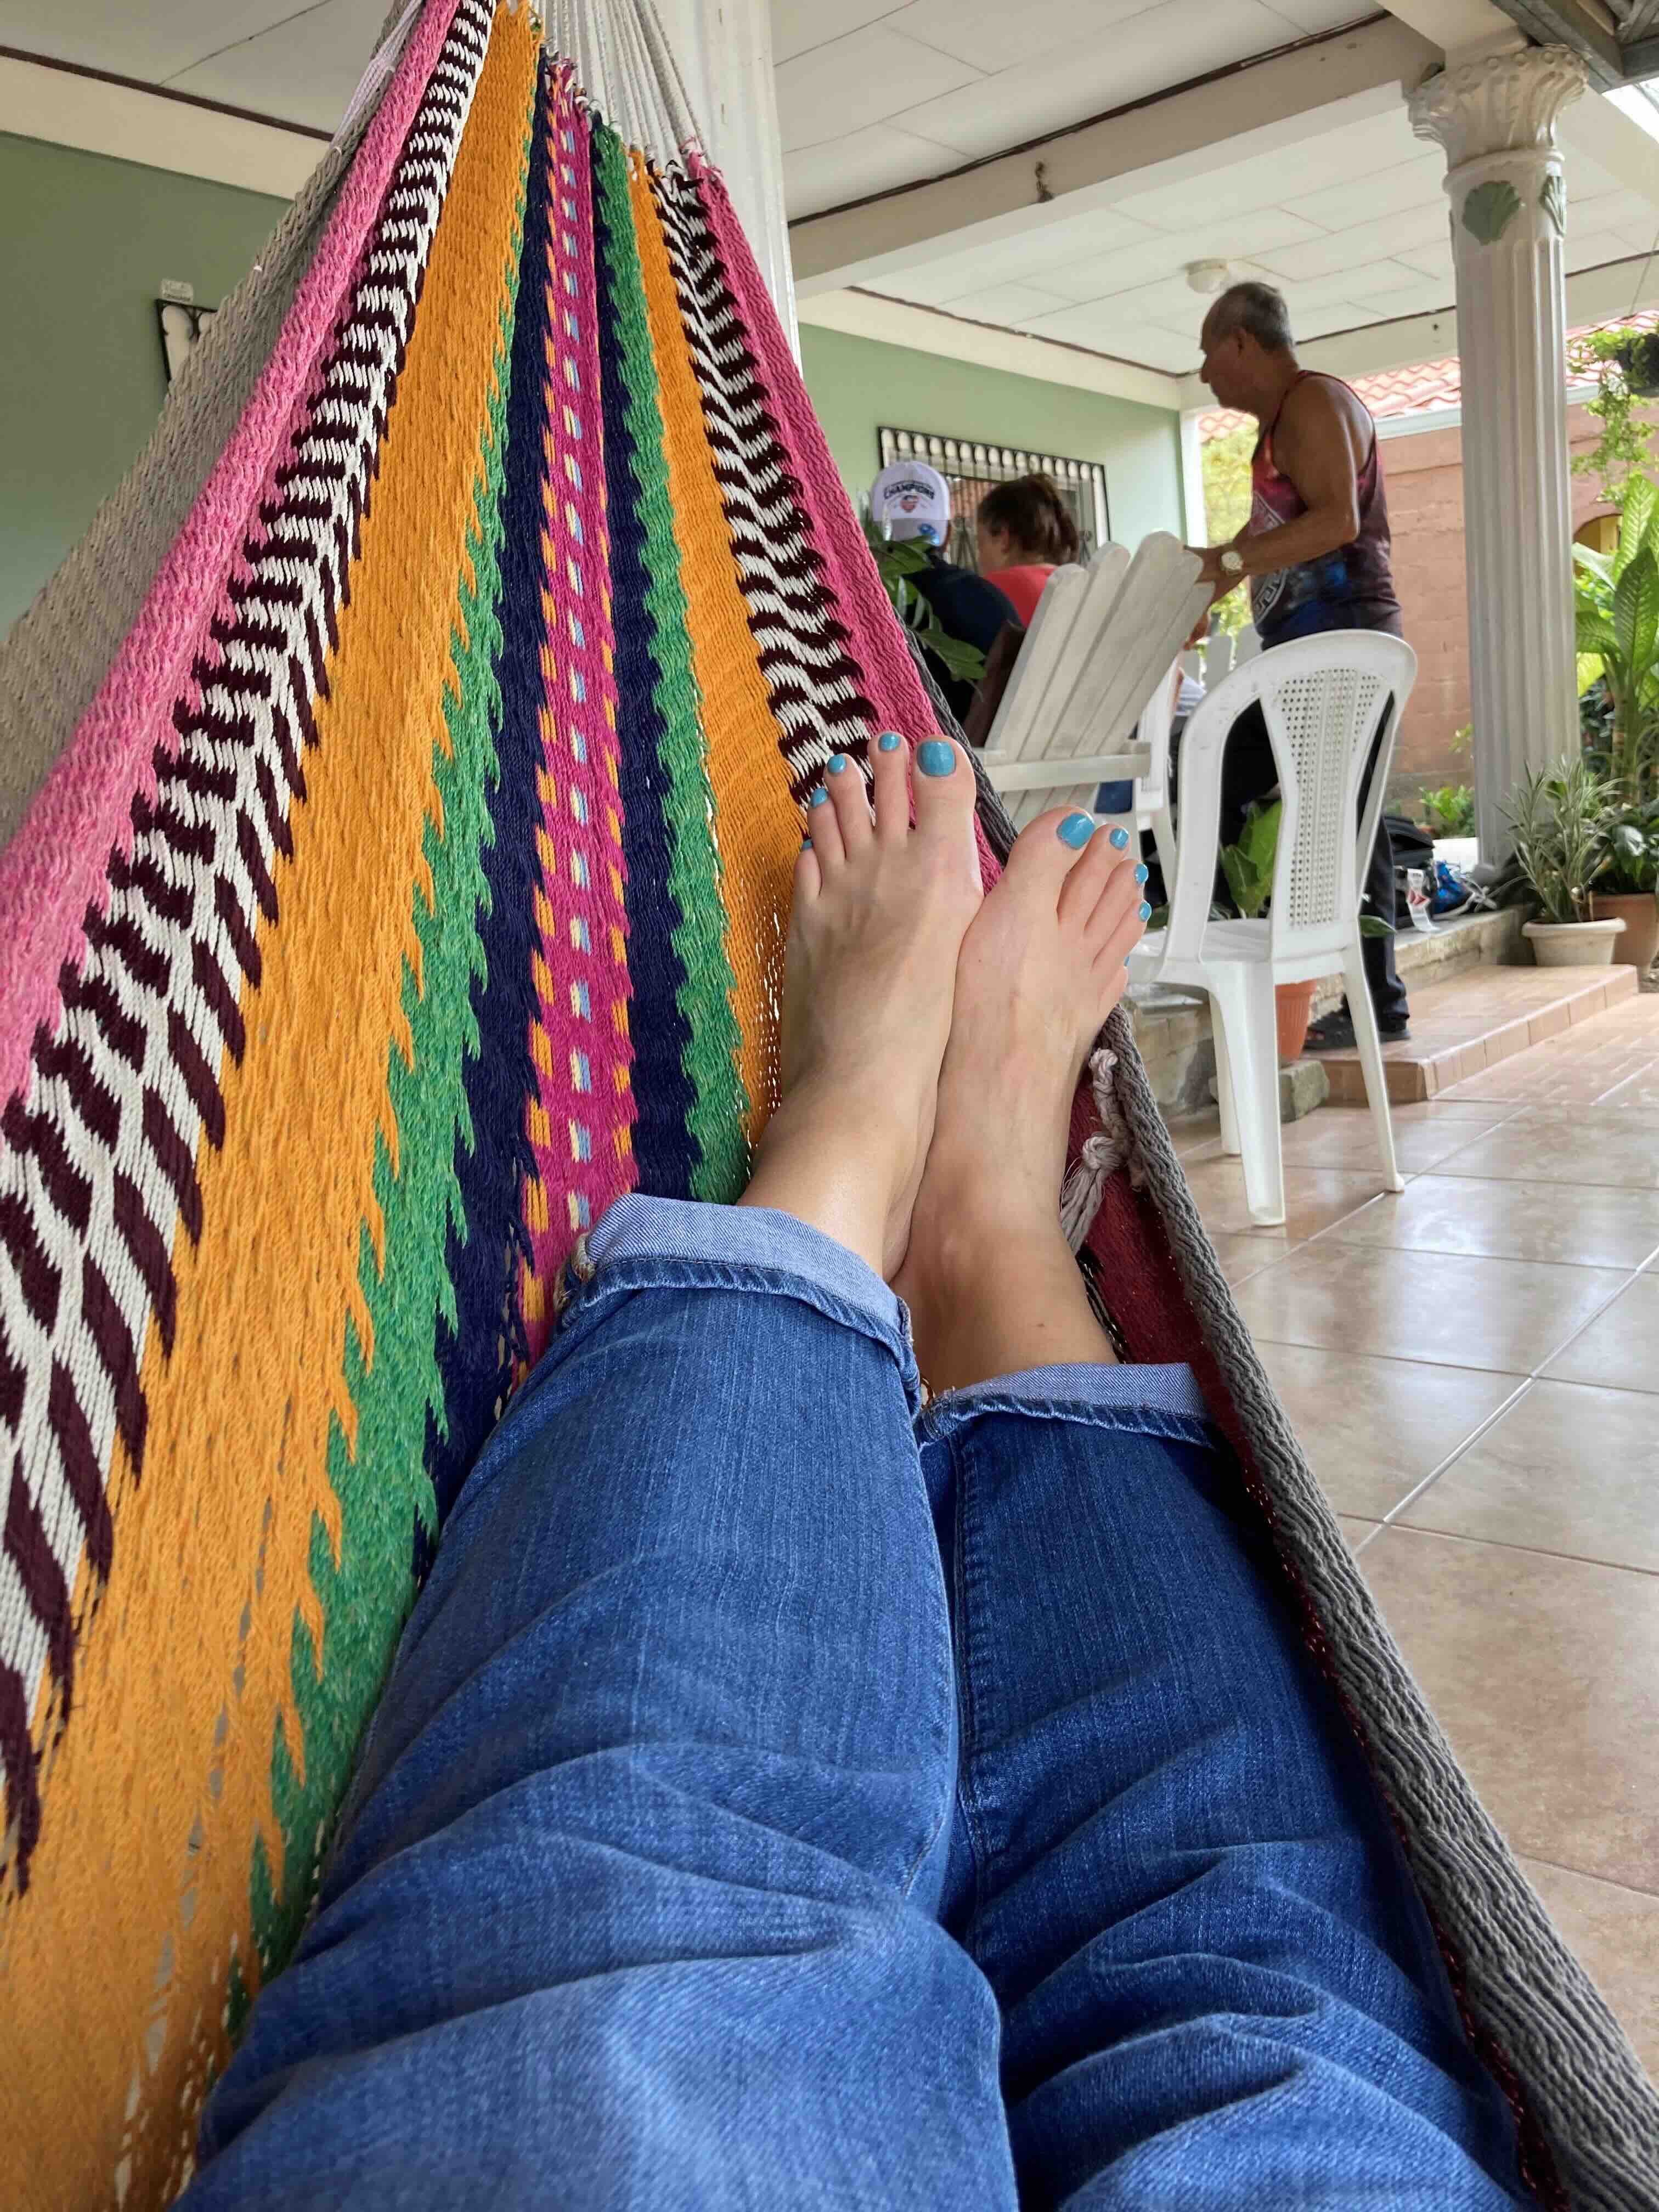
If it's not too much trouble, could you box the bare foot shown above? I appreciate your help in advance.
[738,733,982,1278]
[894,809,1148,1391]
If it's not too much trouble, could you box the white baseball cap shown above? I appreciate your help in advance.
[870,460,951,544]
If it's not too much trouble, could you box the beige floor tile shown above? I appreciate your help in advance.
[1358,1527,1659,1891]
[1166,1110,1224,1161]
[1398,1379,1659,1571]
[1544,1273,1659,1393]
[1181,1159,1386,1242]
[1256,1341,1517,1520]
[1321,1175,1659,1269]
[1231,1243,1624,1374]
[1277,1101,1517,1175]
[1413,1114,1659,1190]
[1204,1232,1294,1289]
[1338,1515,1380,1551]
[1517,1858,1659,2078]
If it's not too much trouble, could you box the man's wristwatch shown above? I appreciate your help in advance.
[1218,547,1245,577]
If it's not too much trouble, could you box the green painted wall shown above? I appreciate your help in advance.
[800,323,1184,549]
[0,134,288,638]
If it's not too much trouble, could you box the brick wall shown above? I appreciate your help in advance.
[1379,399,1644,811]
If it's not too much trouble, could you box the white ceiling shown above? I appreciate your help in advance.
[0,0,392,132]
[862,103,1659,373]
[5,0,1657,379]
[774,0,1374,219]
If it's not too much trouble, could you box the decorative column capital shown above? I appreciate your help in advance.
[1408,44,1587,171]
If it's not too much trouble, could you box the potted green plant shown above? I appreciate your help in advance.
[1590,793,1659,971]
[1507,758,1627,966]
[861,517,986,687]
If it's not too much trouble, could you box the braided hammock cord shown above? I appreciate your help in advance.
[0,5,1655,2208]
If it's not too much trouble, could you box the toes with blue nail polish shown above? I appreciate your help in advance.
[809,787,829,809]
[1108,826,1129,849]
[827,753,847,776]
[1134,864,1148,883]
[1057,812,1095,849]
[877,731,902,754]
[1138,901,1152,922]
[916,740,956,778]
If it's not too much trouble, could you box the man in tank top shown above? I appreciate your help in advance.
[1187,282,1409,1045]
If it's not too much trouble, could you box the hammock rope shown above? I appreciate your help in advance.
[0,4,1655,2207]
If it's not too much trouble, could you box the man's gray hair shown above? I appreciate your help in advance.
[1209,280,1294,352]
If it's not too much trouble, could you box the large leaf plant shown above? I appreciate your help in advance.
[1573,472,1659,797]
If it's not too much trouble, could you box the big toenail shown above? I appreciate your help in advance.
[809,787,830,809]
[1108,826,1130,849]
[917,740,956,777]
[827,753,848,775]
[1134,864,1148,883]
[877,731,902,753]
[1057,813,1095,848]
[1138,901,1152,921]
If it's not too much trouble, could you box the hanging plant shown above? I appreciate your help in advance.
[1618,331,1659,398]
[1568,324,1659,507]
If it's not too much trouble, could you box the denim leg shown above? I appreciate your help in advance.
[922,1366,1530,2211]
[182,1198,1015,2212]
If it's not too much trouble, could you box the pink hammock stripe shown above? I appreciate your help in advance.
[0,0,464,1115]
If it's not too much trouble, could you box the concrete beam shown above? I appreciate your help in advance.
[797,288,1182,410]
[788,15,1438,300]
[0,48,325,198]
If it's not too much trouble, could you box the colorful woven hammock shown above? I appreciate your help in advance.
[1,3,1656,2206]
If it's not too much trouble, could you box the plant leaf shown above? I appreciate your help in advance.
[1613,547,1659,679]
[1358,914,1391,937]
[1619,470,1657,570]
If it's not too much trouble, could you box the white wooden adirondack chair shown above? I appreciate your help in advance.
[978,535,1213,830]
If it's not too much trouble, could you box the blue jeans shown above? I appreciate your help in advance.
[182,1198,1528,2209]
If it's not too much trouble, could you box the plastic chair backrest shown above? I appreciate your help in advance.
[1160,630,1417,967]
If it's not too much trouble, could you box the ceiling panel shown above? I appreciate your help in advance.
[885,0,1154,78]
[1282,154,1446,234]
[898,0,1325,163]
[1263,0,1375,24]
[775,24,983,153]
[0,0,296,83]
[871,207,1164,305]
[783,123,959,217]
[1252,198,1451,283]
[939,277,1083,322]
[1114,109,1419,230]
[770,0,898,66]
[1041,208,1327,306]
[166,0,387,132]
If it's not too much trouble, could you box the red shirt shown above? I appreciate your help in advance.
[985,563,1054,625]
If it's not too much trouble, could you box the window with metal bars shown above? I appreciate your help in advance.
[876,427,1110,572]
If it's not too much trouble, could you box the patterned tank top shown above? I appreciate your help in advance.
[1248,371,1400,642]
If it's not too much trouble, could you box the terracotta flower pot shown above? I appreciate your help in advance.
[1274,978,1317,1060]
[1590,891,1659,974]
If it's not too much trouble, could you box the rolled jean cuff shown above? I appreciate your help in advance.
[926,1359,1215,1447]
[562,1193,915,1380]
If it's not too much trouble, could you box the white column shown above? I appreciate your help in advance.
[1409,45,1588,860]
[1178,408,1209,549]
[652,0,798,354]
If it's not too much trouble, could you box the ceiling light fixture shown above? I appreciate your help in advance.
[1184,258,1232,294]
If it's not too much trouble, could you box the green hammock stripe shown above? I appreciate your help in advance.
[591,125,749,1202]
[249,144,531,1979]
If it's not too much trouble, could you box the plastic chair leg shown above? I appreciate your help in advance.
[1342,943,1405,1193]
[1150,806,1177,898]
[1210,993,1241,1156]
[1207,964,1285,1226]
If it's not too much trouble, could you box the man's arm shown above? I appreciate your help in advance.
[1188,380,1365,589]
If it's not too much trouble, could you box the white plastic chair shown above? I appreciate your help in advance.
[978,534,1212,827]
[1128,631,1417,1226]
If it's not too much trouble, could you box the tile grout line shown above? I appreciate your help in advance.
[1520,1849,1659,1906]
[1373,1243,1658,1532]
